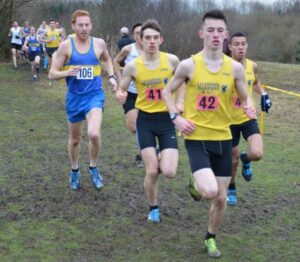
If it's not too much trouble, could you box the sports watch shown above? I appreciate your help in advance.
[169,112,179,121]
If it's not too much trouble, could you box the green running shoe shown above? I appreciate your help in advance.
[189,173,201,201]
[205,238,221,258]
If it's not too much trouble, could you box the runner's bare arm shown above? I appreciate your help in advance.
[168,54,180,73]
[163,58,192,113]
[48,41,78,80]
[176,84,186,113]
[116,62,135,104]
[98,39,117,91]
[163,58,196,135]
[23,36,29,51]
[252,62,265,95]
[113,45,130,81]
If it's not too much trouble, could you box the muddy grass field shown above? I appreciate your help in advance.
[0,62,299,261]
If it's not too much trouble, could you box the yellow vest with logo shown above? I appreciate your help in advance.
[135,52,173,113]
[184,53,234,140]
[230,59,256,124]
[46,29,60,48]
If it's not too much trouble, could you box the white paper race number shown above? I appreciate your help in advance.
[77,66,93,80]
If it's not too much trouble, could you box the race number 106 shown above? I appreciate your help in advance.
[77,66,93,80]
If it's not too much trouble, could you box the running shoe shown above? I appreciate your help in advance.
[148,208,160,223]
[69,170,80,190]
[227,189,237,206]
[189,173,201,201]
[135,154,144,168]
[205,238,221,258]
[33,75,37,81]
[88,167,104,190]
[240,152,253,181]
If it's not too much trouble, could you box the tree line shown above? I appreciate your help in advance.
[1,0,300,63]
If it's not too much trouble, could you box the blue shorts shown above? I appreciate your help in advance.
[66,89,105,123]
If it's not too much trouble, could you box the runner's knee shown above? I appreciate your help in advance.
[127,122,136,133]
[161,166,176,179]
[199,186,218,200]
[249,148,263,161]
[88,131,100,142]
[214,194,227,209]
[70,135,81,146]
[145,165,160,178]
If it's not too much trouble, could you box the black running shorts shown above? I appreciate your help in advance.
[137,110,178,150]
[122,91,137,114]
[28,52,41,62]
[11,43,22,50]
[230,119,260,147]
[46,47,58,58]
[185,140,232,177]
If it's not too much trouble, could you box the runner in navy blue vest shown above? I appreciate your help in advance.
[23,26,42,80]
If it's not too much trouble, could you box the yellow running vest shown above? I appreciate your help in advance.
[135,52,173,113]
[230,59,256,124]
[184,53,234,140]
[46,29,60,48]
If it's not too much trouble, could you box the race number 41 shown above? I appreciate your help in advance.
[77,66,93,80]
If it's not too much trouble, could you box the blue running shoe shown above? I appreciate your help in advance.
[43,56,48,70]
[240,152,253,181]
[88,167,104,190]
[227,189,237,206]
[148,208,160,223]
[69,170,80,190]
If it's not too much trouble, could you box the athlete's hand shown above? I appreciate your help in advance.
[173,116,196,136]
[261,93,272,113]
[116,89,128,105]
[66,66,80,77]
[243,105,256,119]
[109,78,117,92]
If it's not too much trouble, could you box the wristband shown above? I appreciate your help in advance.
[108,75,117,80]
[170,112,179,121]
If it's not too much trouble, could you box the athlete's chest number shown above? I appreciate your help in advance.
[50,35,56,41]
[145,88,162,101]
[233,96,242,109]
[196,95,219,111]
[77,67,93,80]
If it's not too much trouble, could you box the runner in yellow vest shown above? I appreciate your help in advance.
[226,32,272,205]
[43,19,61,69]
[116,19,180,224]
[162,10,256,258]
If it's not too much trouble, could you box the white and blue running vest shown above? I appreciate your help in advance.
[124,43,139,94]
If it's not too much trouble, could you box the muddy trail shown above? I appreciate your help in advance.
[0,62,299,261]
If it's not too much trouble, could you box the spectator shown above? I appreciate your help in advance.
[117,27,134,51]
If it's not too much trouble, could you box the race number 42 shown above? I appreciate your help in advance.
[196,95,219,111]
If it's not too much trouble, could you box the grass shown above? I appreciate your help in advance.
[0,60,299,261]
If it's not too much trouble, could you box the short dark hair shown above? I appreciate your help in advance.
[202,9,227,24]
[229,32,247,43]
[132,23,142,34]
[49,19,56,23]
[141,19,162,38]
